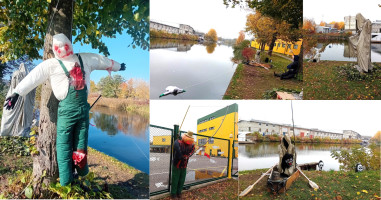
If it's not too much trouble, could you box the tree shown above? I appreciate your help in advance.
[303,18,316,34]
[329,21,340,29]
[242,47,256,62]
[133,79,149,100]
[204,29,218,42]
[98,75,125,98]
[233,39,250,61]
[338,22,345,30]
[236,30,245,45]
[0,0,149,196]
[371,131,381,143]
[90,80,97,93]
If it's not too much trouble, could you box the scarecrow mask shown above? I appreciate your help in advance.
[182,134,194,145]
[53,34,74,60]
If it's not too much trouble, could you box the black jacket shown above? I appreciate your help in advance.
[287,55,299,72]
[173,139,195,168]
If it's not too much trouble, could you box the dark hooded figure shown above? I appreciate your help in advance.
[274,55,300,80]
[278,135,296,177]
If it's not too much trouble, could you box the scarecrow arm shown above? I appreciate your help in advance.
[173,140,183,160]
[14,59,51,96]
[186,145,195,158]
[79,53,122,72]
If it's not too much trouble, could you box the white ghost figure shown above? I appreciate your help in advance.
[159,86,185,98]
[13,33,122,100]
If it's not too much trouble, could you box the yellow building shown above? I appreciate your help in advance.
[152,135,172,146]
[196,103,238,158]
[251,39,303,56]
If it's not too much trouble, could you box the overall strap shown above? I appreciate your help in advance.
[76,54,86,79]
[56,59,70,78]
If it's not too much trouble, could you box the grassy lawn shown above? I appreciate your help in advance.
[159,178,238,200]
[0,136,148,199]
[239,169,380,200]
[304,61,381,99]
[224,54,302,99]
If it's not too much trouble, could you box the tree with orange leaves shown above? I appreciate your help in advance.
[236,30,245,45]
[371,131,381,143]
[319,21,326,26]
[303,18,316,33]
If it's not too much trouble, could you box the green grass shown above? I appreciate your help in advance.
[304,61,381,99]
[239,169,380,200]
[224,53,302,99]
[223,63,244,99]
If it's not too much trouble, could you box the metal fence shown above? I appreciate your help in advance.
[232,140,238,177]
[179,131,230,187]
[149,124,236,196]
[149,125,174,195]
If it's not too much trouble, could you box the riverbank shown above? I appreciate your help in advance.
[223,54,302,99]
[304,61,381,99]
[0,136,148,199]
[306,33,350,40]
[239,169,380,200]
[150,30,198,41]
[88,95,149,117]
[247,134,362,144]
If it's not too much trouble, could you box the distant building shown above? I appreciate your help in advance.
[315,26,330,33]
[343,130,361,139]
[150,21,195,35]
[238,119,362,140]
[344,16,356,33]
[372,20,381,33]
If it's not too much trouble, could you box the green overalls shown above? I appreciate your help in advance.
[56,55,90,186]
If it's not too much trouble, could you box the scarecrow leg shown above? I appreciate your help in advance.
[171,166,181,195]
[177,168,187,195]
[73,106,90,176]
[56,110,77,186]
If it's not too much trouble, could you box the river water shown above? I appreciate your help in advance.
[239,143,356,171]
[306,40,381,62]
[150,39,237,99]
[88,106,150,174]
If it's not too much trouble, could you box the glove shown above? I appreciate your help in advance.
[72,150,87,169]
[120,63,126,71]
[4,93,19,110]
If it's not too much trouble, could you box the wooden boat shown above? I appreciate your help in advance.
[267,162,318,194]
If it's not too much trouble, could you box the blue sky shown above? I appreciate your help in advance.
[33,33,149,83]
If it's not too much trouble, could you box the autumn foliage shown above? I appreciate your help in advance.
[303,18,316,33]
[242,47,256,62]
[236,30,245,45]
[204,29,218,42]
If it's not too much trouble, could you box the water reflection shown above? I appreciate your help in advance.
[150,38,237,99]
[239,143,356,171]
[88,106,150,173]
[206,43,217,54]
[305,39,381,62]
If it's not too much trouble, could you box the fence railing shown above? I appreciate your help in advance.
[150,124,236,196]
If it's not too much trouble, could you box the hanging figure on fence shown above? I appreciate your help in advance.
[4,33,126,186]
[273,54,300,80]
[171,131,195,199]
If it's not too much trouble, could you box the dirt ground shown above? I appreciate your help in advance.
[86,148,149,199]
[159,178,238,200]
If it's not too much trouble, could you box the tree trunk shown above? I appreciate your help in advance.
[298,42,303,76]
[267,33,277,57]
[33,0,73,197]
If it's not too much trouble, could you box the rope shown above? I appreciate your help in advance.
[47,0,60,34]
[182,70,232,90]
[130,135,149,161]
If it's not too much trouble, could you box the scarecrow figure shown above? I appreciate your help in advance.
[4,33,125,186]
[278,135,296,177]
[171,131,195,199]
[274,55,299,80]
[159,86,186,98]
